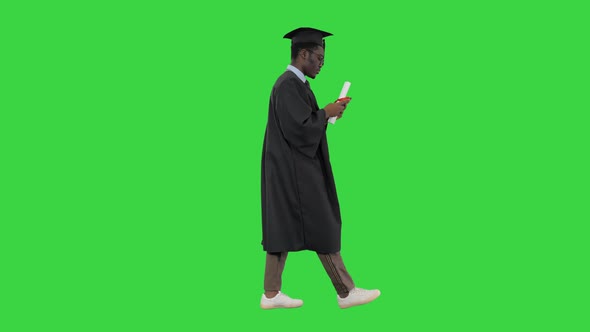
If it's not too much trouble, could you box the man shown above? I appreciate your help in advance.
[260,27,380,309]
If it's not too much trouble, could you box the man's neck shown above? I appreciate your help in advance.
[290,62,305,75]
[287,64,306,83]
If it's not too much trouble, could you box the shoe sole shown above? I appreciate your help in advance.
[338,291,381,309]
[261,304,303,309]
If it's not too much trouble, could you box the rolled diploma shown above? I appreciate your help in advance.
[328,81,351,124]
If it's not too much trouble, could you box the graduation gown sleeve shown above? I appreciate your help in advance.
[274,78,327,158]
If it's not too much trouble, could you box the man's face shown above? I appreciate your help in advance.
[303,47,325,79]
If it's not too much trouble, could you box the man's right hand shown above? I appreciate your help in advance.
[324,102,347,119]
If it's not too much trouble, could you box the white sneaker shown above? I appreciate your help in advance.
[337,287,381,309]
[260,291,303,309]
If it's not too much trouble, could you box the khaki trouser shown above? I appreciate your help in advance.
[264,251,355,296]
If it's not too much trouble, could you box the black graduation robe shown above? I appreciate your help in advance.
[261,70,341,253]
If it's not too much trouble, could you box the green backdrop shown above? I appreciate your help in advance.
[2,0,588,331]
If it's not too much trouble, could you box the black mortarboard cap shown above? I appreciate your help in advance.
[283,27,333,48]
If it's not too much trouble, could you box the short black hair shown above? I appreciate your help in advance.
[291,42,321,60]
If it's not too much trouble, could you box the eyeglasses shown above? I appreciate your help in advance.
[307,50,325,63]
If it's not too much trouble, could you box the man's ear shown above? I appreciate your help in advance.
[299,49,308,60]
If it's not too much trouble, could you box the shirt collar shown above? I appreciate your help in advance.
[286,65,306,83]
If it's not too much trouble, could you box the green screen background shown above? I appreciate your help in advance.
[2,1,588,331]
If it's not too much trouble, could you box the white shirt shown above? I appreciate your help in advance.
[286,65,306,83]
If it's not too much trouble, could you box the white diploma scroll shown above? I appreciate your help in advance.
[328,81,351,124]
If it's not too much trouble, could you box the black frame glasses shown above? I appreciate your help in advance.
[306,50,325,63]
